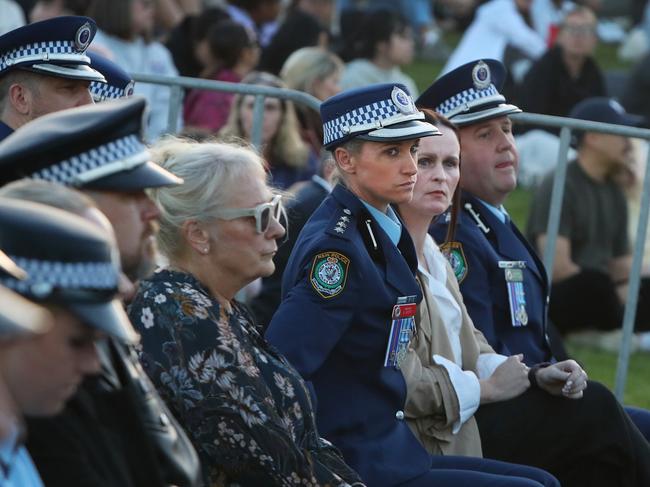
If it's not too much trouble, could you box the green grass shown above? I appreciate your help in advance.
[567,344,650,409]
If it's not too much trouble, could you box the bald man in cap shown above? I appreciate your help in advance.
[0,16,105,140]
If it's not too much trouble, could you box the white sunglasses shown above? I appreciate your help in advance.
[214,194,286,236]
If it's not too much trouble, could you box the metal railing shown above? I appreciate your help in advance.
[512,112,650,400]
[132,73,320,149]
[133,72,650,401]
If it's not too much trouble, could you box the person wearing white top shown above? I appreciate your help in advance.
[442,0,546,75]
[397,109,650,487]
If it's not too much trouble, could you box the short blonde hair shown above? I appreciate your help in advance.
[148,137,267,259]
[280,47,343,97]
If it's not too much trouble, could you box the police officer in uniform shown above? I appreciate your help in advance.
[0,197,138,486]
[420,59,650,487]
[0,98,202,487]
[0,16,105,140]
[266,83,559,487]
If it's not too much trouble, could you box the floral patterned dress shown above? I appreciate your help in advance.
[128,269,362,487]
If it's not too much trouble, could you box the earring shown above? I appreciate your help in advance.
[201,247,209,254]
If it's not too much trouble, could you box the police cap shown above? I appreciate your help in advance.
[0,96,183,191]
[0,16,104,83]
[321,83,439,150]
[88,52,135,102]
[0,197,138,343]
[416,59,521,127]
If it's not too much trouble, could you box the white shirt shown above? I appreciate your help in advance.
[92,31,182,142]
[442,0,546,75]
[420,235,507,433]
[0,0,25,36]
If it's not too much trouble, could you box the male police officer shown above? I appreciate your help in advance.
[0,255,52,487]
[0,16,104,140]
[421,59,650,486]
[266,83,559,487]
[0,198,138,486]
[0,98,201,487]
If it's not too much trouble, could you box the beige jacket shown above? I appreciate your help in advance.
[401,252,495,457]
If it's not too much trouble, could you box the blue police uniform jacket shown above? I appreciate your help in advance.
[266,184,432,487]
[0,121,13,141]
[430,193,553,366]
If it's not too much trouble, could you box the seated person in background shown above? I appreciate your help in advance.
[183,20,260,136]
[218,71,312,190]
[516,5,604,186]
[398,108,650,487]
[265,82,559,487]
[127,137,365,486]
[339,10,419,97]
[280,46,344,158]
[526,97,650,343]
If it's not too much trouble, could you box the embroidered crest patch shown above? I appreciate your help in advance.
[440,242,468,283]
[310,251,350,298]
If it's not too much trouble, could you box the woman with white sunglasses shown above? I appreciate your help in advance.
[128,137,365,487]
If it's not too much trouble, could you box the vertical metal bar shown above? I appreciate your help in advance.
[251,94,265,151]
[166,85,183,135]
[542,127,572,280]
[615,146,650,399]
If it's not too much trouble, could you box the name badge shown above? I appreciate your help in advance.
[384,295,418,369]
[499,261,528,327]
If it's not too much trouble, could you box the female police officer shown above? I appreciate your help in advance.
[265,83,559,487]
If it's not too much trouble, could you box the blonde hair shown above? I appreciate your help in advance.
[280,47,343,97]
[218,71,309,169]
[148,137,267,259]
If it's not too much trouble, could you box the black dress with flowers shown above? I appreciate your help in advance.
[128,269,362,487]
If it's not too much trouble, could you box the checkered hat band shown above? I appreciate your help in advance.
[90,81,125,101]
[32,134,146,186]
[4,256,118,292]
[0,40,82,72]
[323,98,403,146]
[436,85,500,117]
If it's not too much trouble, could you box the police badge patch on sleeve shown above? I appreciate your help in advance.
[440,242,468,283]
[310,251,350,298]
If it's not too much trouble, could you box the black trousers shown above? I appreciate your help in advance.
[549,268,650,334]
[476,381,650,487]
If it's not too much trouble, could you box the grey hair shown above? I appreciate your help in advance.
[148,137,267,259]
[280,47,343,97]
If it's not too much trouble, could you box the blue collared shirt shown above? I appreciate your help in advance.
[0,424,45,487]
[361,201,402,246]
[477,198,509,224]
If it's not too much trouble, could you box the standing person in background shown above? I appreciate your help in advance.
[442,0,546,75]
[340,10,419,97]
[0,16,104,141]
[265,82,559,487]
[219,71,311,190]
[88,0,181,141]
[183,20,260,137]
[280,46,344,159]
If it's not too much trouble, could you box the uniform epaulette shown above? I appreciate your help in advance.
[463,202,490,234]
[325,208,354,239]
